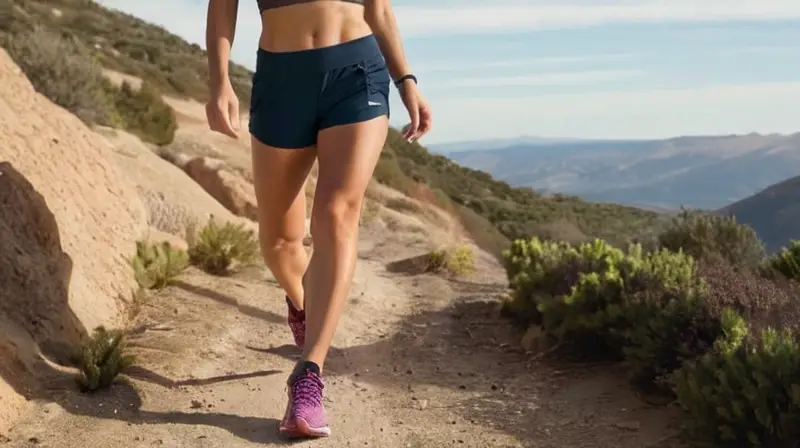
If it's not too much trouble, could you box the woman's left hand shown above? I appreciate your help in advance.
[398,81,432,143]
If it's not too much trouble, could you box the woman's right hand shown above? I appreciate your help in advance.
[206,80,241,139]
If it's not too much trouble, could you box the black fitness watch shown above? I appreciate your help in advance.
[394,74,418,89]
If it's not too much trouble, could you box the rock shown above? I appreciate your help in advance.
[97,127,251,238]
[614,421,641,431]
[184,156,259,222]
[0,49,147,432]
[520,325,545,352]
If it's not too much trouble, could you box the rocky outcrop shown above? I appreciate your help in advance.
[97,127,252,238]
[183,156,260,222]
[0,49,147,433]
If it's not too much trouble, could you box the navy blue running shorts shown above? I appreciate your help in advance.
[248,34,391,149]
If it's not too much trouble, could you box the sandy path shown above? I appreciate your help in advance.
[3,224,684,448]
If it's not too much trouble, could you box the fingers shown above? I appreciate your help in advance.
[228,99,241,133]
[415,104,432,140]
[404,103,420,143]
[206,100,239,139]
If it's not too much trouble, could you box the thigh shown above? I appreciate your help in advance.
[314,115,389,209]
[251,136,317,241]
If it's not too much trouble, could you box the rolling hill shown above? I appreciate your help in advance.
[719,174,800,253]
[443,133,800,211]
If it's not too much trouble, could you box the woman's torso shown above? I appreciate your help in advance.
[257,0,373,53]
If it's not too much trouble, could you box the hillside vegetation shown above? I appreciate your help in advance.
[1,0,253,104]
[503,210,800,446]
[377,131,669,256]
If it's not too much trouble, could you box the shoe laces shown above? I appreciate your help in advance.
[291,371,324,407]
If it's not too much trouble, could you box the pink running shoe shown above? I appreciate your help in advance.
[286,296,305,348]
[279,364,331,438]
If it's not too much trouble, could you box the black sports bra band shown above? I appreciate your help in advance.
[258,0,364,11]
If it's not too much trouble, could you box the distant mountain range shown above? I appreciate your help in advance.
[433,133,800,211]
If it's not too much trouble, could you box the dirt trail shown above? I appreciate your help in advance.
[3,224,684,448]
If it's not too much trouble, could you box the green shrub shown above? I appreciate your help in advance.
[658,209,765,270]
[503,233,800,445]
[675,309,800,447]
[131,240,188,290]
[619,249,714,390]
[4,26,114,125]
[3,26,177,146]
[187,217,260,275]
[503,237,711,386]
[502,237,578,325]
[74,326,135,393]
[426,245,477,277]
[113,81,177,145]
[766,240,800,282]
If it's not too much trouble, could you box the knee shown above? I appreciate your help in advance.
[258,225,306,259]
[310,195,362,242]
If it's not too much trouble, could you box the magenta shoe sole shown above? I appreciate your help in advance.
[279,417,331,438]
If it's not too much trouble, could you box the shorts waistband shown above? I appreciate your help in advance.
[255,34,382,73]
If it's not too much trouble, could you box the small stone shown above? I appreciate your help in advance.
[614,421,641,431]
[521,325,545,352]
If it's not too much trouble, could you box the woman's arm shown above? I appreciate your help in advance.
[206,0,240,88]
[363,0,412,83]
[205,0,241,138]
[366,0,432,142]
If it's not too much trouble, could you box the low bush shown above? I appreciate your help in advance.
[675,309,800,447]
[131,240,189,290]
[503,234,800,446]
[505,238,706,371]
[4,26,178,145]
[765,240,800,282]
[426,245,477,277]
[74,326,135,393]
[187,217,260,275]
[113,81,177,145]
[658,209,765,270]
[4,26,114,125]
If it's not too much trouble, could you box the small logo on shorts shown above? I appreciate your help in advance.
[368,101,382,106]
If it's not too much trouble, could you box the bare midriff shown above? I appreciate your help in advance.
[258,2,373,53]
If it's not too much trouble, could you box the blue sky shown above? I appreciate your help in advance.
[97,0,800,144]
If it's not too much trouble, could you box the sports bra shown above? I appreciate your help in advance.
[258,0,364,11]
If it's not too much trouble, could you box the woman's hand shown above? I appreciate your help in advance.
[206,80,241,139]
[398,81,432,143]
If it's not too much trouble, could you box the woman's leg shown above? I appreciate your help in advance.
[302,115,388,369]
[250,137,317,315]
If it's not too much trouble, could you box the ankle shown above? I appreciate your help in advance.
[286,295,305,313]
[290,360,322,382]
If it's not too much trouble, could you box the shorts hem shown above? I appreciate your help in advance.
[249,129,316,150]
[319,108,390,131]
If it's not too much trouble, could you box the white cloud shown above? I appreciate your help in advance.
[440,69,643,88]
[417,53,635,74]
